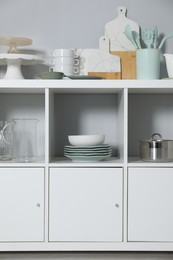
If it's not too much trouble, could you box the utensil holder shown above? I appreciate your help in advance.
[136,49,161,79]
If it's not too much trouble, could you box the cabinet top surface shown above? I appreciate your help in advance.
[0,80,172,93]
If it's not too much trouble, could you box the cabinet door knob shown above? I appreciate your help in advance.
[36,203,41,207]
[115,203,119,208]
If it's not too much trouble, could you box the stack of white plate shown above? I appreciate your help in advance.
[64,144,112,162]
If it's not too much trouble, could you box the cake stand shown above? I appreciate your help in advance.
[0,54,43,79]
[0,37,32,53]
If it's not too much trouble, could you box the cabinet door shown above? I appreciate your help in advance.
[49,168,122,242]
[0,168,44,242]
[128,167,173,242]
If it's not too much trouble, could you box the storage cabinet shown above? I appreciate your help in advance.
[128,167,173,242]
[0,80,173,251]
[49,167,123,242]
[0,167,44,242]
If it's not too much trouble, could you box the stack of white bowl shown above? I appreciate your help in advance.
[64,135,112,162]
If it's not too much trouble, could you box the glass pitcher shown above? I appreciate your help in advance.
[13,119,38,162]
[0,121,14,160]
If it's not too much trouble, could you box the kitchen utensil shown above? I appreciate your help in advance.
[0,37,32,53]
[158,32,173,49]
[142,28,155,48]
[105,6,139,51]
[132,31,142,49]
[39,71,65,79]
[111,51,136,79]
[0,121,14,160]
[124,25,138,49]
[87,36,121,79]
[13,119,38,162]
[139,133,173,162]
[153,26,158,48]
[0,53,43,79]
[68,134,105,146]
[164,53,173,78]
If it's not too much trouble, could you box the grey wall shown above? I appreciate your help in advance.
[0,0,172,77]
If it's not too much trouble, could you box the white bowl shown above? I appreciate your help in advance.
[68,135,105,146]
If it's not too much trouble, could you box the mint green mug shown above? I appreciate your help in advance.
[136,49,161,79]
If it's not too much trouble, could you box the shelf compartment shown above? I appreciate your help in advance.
[0,93,45,160]
[48,90,125,163]
[128,93,173,158]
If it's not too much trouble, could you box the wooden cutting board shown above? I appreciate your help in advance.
[111,51,136,79]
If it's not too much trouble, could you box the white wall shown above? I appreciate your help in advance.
[0,0,172,77]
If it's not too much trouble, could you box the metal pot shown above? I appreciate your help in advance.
[139,133,173,162]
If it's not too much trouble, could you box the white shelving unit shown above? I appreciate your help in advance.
[0,79,173,251]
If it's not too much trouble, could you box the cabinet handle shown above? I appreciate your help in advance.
[115,203,119,208]
[36,203,41,207]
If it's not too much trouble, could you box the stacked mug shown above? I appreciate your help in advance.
[49,49,79,76]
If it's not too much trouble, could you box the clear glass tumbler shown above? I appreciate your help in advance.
[0,121,14,160]
[13,119,38,162]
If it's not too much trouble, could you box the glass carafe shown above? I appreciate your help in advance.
[13,119,38,162]
[0,121,14,160]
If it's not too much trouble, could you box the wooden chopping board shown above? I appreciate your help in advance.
[105,6,139,51]
[111,51,136,79]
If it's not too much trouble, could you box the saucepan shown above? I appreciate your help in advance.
[139,133,173,162]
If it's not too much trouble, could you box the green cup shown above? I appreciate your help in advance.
[136,49,161,79]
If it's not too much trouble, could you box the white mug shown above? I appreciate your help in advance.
[49,49,74,57]
[49,49,80,75]
[49,65,79,75]
[50,57,79,66]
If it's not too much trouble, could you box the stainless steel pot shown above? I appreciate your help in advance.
[139,133,173,162]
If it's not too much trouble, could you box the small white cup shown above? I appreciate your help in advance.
[49,65,79,75]
[49,49,80,75]
[49,49,74,57]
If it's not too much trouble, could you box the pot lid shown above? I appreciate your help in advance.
[140,133,163,148]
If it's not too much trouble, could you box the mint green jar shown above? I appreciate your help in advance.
[136,49,161,79]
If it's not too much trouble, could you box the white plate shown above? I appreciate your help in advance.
[65,154,111,162]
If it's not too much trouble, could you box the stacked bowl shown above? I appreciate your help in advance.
[64,135,112,162]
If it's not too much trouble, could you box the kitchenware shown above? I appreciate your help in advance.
[13,119,38,162]
[39,71,65,79]
[164,53,173,78]
[158,32,173,49]
[68,134,105,146]
[67,75,103,80]
[153,26,158,48]
[75,46,121,79]
[64,144,112,162]
[132,31,142,49]
[49,48,79,76]
[124,25,138,49]
[0,53,43,79]
[0,37,32,53]
[87,36,121,79]
[105,6,139,51]
[136,48,161,79]
[142,28,155,48]
[49,49,74,57]
[111,51,136,79]
[0,121,14,160]
[139,133,173,162]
